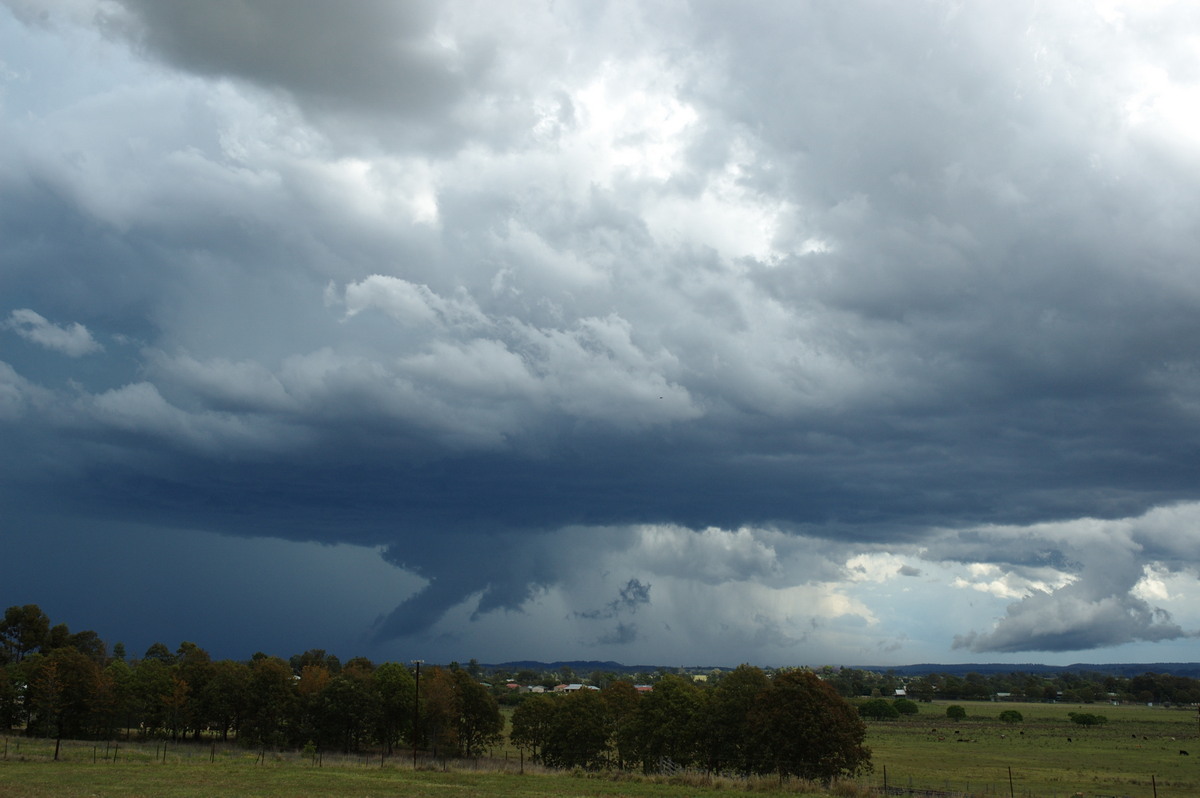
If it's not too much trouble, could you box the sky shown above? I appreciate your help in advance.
[2,0,1200,669]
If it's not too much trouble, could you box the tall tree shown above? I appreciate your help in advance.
[0,604,50,663]
[374,662,416,754]
[630,674,702,772]
[696,664,769,774]
[541,689,611,769]
[749,670,871,783]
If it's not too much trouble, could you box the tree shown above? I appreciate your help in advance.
[629,674,702,772]
[0,604,50,663]
[749,670,871,782]
[241,656,296,748]
[946,704,967,721]
[894,698,920,715]
[374,662,415,754]
[451,669,504,757]
[696,664,769,774]
[601,680,642,771]
[201,660,251,742]
[541,689,611,769]
[420,667,504,758]
[1068,712,1107,726]
[859,698,900,720]
[998,709,1024,723]
[510,694,556,761]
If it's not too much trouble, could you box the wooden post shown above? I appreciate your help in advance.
[1008,766,1014,798]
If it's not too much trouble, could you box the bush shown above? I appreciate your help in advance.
[998,709,1023,723]
[945,705,967,721]
[1068,712,1107,726]
[893,698,920,715]
[858,698,899,720]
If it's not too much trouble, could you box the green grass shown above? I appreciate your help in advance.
[0,737,833,798]
[2,702,1198,797]
[864,701,1200,798]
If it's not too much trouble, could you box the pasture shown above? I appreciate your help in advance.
[1,701,1198,797]
[0,737,823,798]
[865,701,1200,797]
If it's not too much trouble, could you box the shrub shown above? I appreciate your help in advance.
[998,709,1023,723]
[945,705,967,721]
[1068,712,1107,726]
[893,698,920,716]
[858,698,899,720]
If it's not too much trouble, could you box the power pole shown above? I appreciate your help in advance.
[411,660,423,770]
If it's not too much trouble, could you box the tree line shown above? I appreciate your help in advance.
[510,665,870,780]
[0,604,871,780]
[0,604,495,757]
[816,665,1200,706]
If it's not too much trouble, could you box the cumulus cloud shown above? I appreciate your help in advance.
[5,309,102,357]
[5,0,1200,665]
[933,505,1200,653]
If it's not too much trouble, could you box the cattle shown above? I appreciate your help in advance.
[1181,750,1190,756]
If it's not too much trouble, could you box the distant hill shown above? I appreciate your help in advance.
[483,660,1200,679]
[486,660,672,675]
[852,662,1200,678]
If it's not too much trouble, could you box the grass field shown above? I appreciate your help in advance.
[865,701,1200,798]
[1,701,1198,797]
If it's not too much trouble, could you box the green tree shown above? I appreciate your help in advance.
[420,667,504,758]
[998,709,1024,723]
[201,660,251,742]
[749,670,871,782]
[374,662,416,754]
[695,664,769,774]
[601,680,642,770]
[27,648,105,744]
[894,698,920,715]
[630,674,702,772]
[946,704,967,721]
[241,656,296,748]
[510,693,556,761]
[451,669,504,757]
[859,698,900,720]
[1068,712,1107,726]
[0,604,50,663]
[542,689,611,769]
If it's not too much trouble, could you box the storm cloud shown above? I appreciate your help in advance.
[2,0,1200,665]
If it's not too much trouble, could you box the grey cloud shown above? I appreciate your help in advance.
[576,578,651,621]
[594,622,639,647]
[929,506,1200,653]
[897,564,922,577]
[953,591,1188,654]
[6,1,1200,662]
[5,309,102,357]
[105,0,484,146]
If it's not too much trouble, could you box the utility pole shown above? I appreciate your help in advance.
[411,660,423,770]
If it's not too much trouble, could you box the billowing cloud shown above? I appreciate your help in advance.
[4,0,1200,665]
[5,309,102,357]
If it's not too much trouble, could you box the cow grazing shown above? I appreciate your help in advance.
[1181,750,1190,756]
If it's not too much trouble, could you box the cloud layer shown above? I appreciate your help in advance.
[2,0,1200,664]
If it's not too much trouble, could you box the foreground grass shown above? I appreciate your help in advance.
[0,740,834,798]
[0,762,827,798]
[3,702,1198,797]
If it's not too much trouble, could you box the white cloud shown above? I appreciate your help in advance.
[5,309,101,357]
